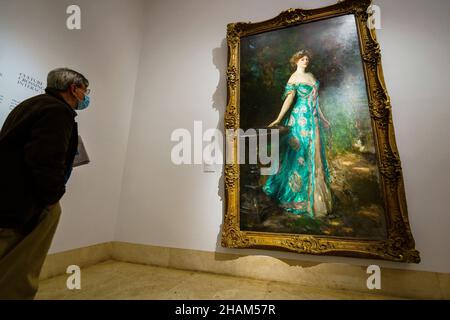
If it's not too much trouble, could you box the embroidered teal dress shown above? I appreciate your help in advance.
[262,80,333,218]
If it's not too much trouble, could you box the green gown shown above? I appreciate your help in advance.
[262,80,333,218]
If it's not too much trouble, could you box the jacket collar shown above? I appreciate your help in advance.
[44,88,78,117]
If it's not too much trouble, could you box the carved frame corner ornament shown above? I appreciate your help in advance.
[222,0,420,263]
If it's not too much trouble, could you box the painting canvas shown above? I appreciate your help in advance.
[239,14,386,239]
[222,0,420,262]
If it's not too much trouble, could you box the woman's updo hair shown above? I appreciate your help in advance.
[290,49,313,69]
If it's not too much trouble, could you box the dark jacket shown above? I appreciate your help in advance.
[0,88,78,232]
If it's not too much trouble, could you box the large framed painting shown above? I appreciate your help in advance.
[222,0,420,262]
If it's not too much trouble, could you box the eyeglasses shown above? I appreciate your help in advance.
[76,86,91,95]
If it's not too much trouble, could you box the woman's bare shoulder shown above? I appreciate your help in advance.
[287,74,297,84]
[306,72,317,82]
[288,73,316,84]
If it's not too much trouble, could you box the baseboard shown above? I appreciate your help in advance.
[40,241,450,299]
[40,242,113,280]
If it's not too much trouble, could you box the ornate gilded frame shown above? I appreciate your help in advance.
[222,0,420,263]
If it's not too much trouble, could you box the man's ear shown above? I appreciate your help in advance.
[70,83,78,93]
[69,84,79,99]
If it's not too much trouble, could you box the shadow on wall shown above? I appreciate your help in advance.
[212,38,228,253]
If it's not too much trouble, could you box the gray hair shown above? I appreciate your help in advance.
[46,68,89,91]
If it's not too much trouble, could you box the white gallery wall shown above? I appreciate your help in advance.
[116,0,450,273]
[0,0,145,253]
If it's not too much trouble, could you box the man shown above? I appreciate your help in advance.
[0,68,91,299]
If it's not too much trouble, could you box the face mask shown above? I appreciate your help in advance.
[76,94,90,110]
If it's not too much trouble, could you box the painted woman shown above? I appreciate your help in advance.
[264,49,333,218]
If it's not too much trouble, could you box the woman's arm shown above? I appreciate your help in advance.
[317,105,331,128]
[268,91,295,127]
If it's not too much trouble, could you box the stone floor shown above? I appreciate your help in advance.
[35,260,402,300]
[36,261,400,300]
